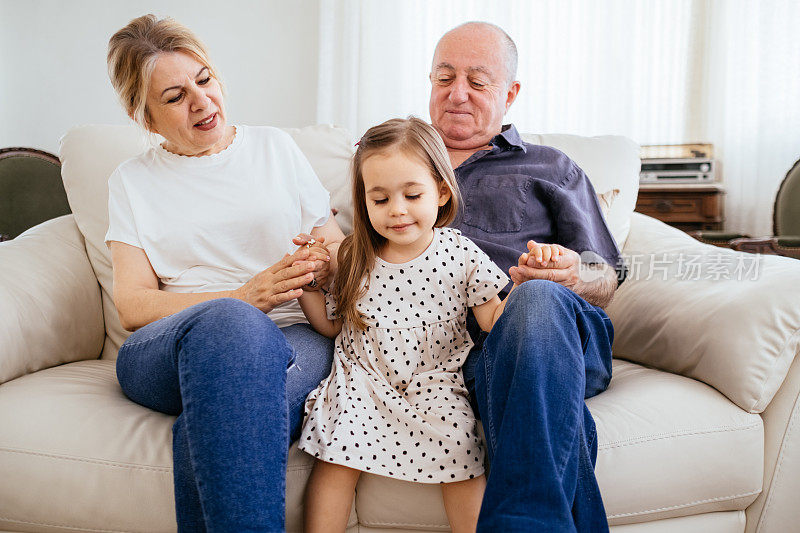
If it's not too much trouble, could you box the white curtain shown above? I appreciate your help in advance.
[317,0,800,237]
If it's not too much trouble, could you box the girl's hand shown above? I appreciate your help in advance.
[292,233,331,291]
[509,241,581,290]
[521,241,562,268]
[233,248,316,312]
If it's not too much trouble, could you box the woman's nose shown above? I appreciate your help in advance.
[188,87,211,112]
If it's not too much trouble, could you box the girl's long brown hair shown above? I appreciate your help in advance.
[333,116,461,330]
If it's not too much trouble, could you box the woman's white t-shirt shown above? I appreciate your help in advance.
[105,125,331,328]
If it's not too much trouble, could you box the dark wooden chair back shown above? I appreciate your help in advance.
[0,147,70,241]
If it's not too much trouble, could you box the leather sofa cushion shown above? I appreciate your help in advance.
[593,360,762,525]
[610,213,800,413]
[0,360,355,533]
[0,359,760,532]
[0,216,104,385]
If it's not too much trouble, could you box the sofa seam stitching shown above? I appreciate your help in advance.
[357,518,450,528]
[756,367,800,532]
[0,515,131,533]
[0,446,314,474]
[598,422,761,450]
[0,447,170,472]
[606,489,761,518]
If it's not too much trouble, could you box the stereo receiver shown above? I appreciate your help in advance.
[640,158,715,184]
[640,144,717,184]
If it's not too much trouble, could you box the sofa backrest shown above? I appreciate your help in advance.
[58,124,639,358]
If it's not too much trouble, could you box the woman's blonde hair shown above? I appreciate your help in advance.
[107,14,222,129]
[333,116,461,330]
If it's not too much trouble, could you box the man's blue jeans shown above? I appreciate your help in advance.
[116,298,333,532]
[463,280,613,532]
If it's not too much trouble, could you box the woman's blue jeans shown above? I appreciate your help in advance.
[116,298,333,533]
[463,280,614,532]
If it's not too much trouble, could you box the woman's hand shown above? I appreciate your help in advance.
[292,233,332,290]
[233,248,317,312]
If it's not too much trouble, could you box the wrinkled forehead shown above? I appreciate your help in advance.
[148,52,206,92]
[431,31,506,79]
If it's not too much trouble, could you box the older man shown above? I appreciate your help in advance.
[429,22,623,532]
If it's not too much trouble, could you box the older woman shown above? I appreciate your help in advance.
[105,15,345,531]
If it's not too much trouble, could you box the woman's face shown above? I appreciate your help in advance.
[145,51,229,156]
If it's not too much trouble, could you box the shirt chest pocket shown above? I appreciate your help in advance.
[463,174,532,233]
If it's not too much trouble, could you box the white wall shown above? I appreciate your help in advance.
[0,0,320,154]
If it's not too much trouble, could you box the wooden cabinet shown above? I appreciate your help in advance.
[635,184,724,232]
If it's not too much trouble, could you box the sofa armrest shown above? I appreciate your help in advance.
[0,215,105,384]
[731,236,800,259]
[745,346,800,532]
[607,213,800,413]
[687,230,750,248]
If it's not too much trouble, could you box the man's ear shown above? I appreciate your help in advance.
[504,81,521,113]
[438,183,452,206]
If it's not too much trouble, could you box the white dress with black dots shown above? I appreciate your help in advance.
[299,228,508,483]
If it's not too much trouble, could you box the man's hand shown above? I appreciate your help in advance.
[510,241,581,289]
[292,233,331,290]
[509,240,617,308]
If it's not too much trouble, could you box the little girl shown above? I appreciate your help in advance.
[298,117,518,533]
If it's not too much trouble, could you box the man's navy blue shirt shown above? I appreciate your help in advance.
[451,124,624,290]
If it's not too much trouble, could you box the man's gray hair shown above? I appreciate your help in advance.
[446,21,518,84]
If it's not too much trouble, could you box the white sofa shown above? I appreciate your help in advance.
[1,124,799,533]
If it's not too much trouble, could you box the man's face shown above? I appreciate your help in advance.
[429,27,520,151]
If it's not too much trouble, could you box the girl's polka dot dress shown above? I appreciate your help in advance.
[299,228,508,483]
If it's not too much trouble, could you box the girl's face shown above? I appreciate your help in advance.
[361,148,451,260]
